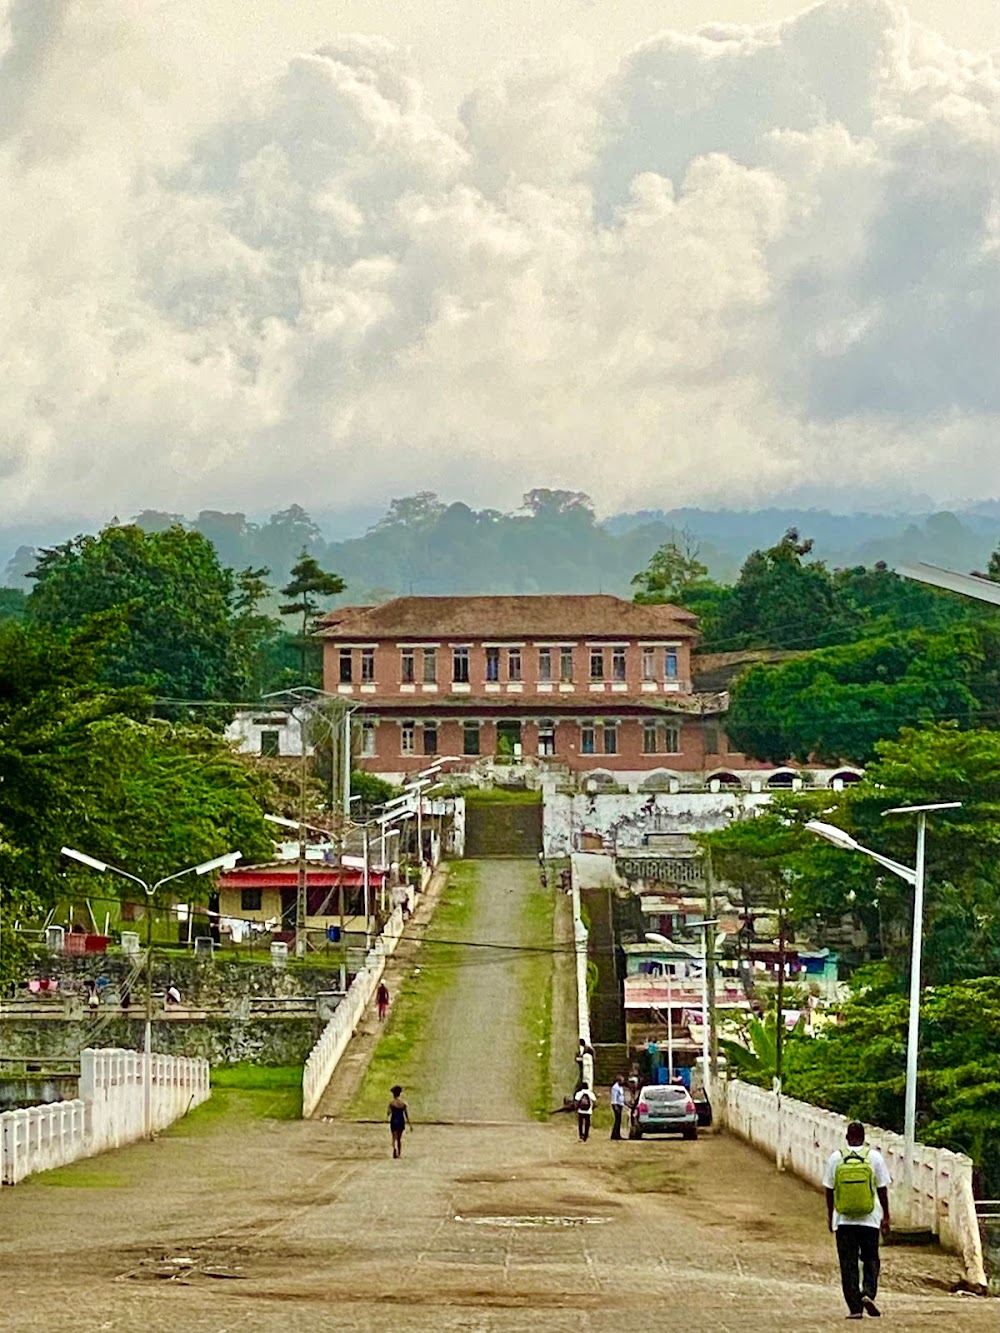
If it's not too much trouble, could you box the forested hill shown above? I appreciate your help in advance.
[3,489,999,600]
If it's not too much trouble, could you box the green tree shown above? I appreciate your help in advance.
[631,534,709,603]
[711,529,856,651]
[0,617,274,965]
[725,629,984,765]
[280,551,346,681]
[0,588,26,622]
[26,524,266,711]
[785,975,1000,1194]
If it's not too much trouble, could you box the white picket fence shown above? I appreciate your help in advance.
[722,1079,986,1286]
[1,1048,210,1185]
[302,906,405,1118]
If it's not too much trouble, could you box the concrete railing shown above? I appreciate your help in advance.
[570,868,594,1090]
[722,1079,986,1286]
[1,1047,210,1185]
[80,1048,210,1153]
[302,906,405,1118]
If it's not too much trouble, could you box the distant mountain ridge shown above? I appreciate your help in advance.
[3,498,999,600]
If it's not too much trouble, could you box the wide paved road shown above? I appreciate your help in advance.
[0,861,990,1331]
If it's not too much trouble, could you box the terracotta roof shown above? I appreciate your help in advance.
[317,595,698,639]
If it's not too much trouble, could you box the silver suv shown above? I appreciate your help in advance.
[634,1084,699,1140]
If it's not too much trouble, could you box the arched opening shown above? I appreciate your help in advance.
[767,769,797,789]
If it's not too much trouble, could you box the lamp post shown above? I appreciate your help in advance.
[805,802,960,1162]
[60,847,240,1137]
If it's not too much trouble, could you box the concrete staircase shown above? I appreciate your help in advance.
[464,800,543,858]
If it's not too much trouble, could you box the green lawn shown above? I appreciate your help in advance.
[167,1063,303,1131]
[348,862,477,1119]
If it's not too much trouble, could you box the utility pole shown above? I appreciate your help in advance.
[704,850,719,1086]
[295,702,309,959]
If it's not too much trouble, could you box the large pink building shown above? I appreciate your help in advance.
[317,594,768,782]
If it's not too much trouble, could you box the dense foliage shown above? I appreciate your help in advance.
[701,724,1000,1181]
[27,525,274,707]
[785,974,1000,1195]
[0,616,274,986]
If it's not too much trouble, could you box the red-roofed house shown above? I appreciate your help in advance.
[317,594,752,781]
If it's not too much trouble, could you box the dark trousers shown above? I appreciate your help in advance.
[836,1225,880,1314]
[577,1113,591,1141]
[611,1105,623,1139]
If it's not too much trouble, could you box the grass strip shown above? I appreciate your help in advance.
[168,1062,303,1131]
[519,869,555,1121]
[348,862,477,1119]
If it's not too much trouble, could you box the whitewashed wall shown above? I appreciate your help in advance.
[302,906,405,1117]
[722,1079,985,1286]
[1,1048,210,1185]
[570,870,594,1091]
[1,1100,89,1184]
[80,1048,210,1153]
[544,790,773,857]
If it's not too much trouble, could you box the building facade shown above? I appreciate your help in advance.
[318,594,772,782]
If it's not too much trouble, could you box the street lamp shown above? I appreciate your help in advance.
[805,802,961,1161]
[60,846,241,1137]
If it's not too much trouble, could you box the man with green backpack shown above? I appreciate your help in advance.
[823,1121,892,1318]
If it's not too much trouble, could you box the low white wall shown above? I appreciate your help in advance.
[80,1048,210,1153]
[722,1079,986,1286]
[1,1048,210,1185]
[570,868,594,1091]
[302,905,405,1118]
[1,1099,89,1184]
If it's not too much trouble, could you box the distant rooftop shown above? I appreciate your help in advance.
[317,594,698,639]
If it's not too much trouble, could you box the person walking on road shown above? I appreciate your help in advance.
[376,980,390,1021]
[610,1075,626,1140]
[823,1121,891,1319]
[387,1085,411,1159]
[574,1084,596,1142]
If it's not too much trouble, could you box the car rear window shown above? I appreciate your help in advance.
[643,1086,688,1101]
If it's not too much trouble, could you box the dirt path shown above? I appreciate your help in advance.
[0,1112,988,1331]
[0,860,991,1331]
[417,859,541,1122]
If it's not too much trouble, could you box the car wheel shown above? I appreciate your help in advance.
[682,1127,698,1141]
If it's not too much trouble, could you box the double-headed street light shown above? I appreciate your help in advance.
[805,802,961,1165]
[60,846,241,1136]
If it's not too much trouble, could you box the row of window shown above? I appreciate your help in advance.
[360,718,684,757]
[340,645,680,685]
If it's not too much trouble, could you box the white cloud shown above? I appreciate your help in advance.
[2,0,1000,523]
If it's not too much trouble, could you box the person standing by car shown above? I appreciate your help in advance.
[627,1076,641,1138]
[823,1121,891,1319]
[574,1084,596,1142]
[610,1075,626,1140]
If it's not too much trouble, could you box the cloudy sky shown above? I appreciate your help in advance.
[2,0,999,525]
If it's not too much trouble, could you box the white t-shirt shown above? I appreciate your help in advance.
[823,1145,891,1229]
[574,1089,596,1116]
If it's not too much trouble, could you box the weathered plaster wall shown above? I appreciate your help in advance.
[0,1076,80,1111]
[543,789,772,857]
[28,956,344,1001]
[0,1017,318,1066]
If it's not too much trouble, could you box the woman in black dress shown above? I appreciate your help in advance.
[387,1085,411,1158]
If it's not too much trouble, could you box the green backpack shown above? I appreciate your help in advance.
[834,1146,876,1218]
